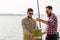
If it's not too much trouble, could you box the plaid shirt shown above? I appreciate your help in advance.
[46,13,58,34]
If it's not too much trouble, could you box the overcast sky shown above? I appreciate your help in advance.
[0,0,60,15]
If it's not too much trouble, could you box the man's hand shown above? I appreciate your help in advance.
[29,33,34,38]
[36,18,41,22]
[42,32,46,35]
[36,18,48,25]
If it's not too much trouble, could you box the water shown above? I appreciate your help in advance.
[0,16,23,40]
[0,14,59,40]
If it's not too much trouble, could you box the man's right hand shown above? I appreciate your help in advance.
[28,33,34,38]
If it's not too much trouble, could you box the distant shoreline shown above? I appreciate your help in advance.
[0,14,59,16]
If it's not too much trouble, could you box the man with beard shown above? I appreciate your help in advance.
[22,8,38,40]
[36,6,58,40]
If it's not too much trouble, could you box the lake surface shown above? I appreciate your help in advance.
[0,14,59,40]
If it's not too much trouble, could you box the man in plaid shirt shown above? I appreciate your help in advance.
[36,6,58,40]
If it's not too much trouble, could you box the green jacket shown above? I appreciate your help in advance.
[22,17,38,40]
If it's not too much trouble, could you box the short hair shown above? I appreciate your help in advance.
[46,6,53,10]
[27,8,33,12]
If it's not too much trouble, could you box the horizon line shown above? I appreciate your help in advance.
[0,14,59,16]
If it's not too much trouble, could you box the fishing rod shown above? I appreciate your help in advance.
[37,0,42,40]
[37,0,41,28]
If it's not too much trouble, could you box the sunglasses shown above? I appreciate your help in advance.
[29,13,33,15]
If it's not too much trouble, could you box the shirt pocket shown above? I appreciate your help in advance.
[25,22,30,25]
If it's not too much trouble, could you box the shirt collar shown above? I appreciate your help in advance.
[26,16,32,20]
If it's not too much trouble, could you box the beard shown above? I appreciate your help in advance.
[47,13,52,17]
[28,16,32,19]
